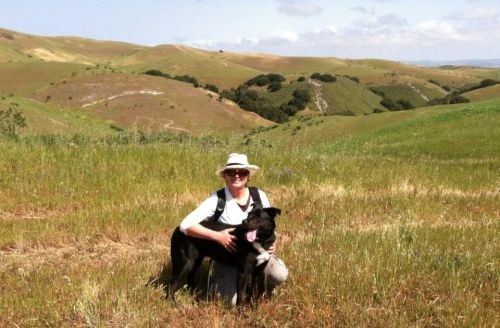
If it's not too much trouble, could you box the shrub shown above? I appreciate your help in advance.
[297,76,305,82]
[449,95,470,104]
[310,73,322,80]
[246,73,285,87]
[267,73,285,83]
[310,73,336,83]
[320,74,337,83]
[373,107,388,113]
[267,82,282,92]
[345,75,360,83]
[144,69,167,77]
[205,84,219,93]
[479,79,500,88]
[396,99,415,110]
[380,98,397,110]
[428,79,441,86]
[0,107,27,140]
[256,76,271,87]
[293,89,311,103]
[173,75,199,87]
[369,88,386,98]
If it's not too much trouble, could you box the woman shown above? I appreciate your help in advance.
[179,153,288,305]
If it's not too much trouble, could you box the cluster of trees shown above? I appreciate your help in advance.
[369,88,415,111]
[279,89,311,116]
[220,86,288,122]
[143,69,311,122]
[220,73,311,123]
[244,73,286,93]
[144,69,218,90]
[428,78,499,96]
[424,78,500,106]
[426,94,469,106]
[245,73,286,86]
[310,73,337,83]
[460,79,500,93]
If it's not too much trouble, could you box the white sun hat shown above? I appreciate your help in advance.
[216,153,260,177]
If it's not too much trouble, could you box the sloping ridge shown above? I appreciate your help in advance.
[31,72,272,135]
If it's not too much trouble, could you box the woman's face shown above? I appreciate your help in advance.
[223,169,250,189]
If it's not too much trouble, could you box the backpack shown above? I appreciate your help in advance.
[211,187,262,222]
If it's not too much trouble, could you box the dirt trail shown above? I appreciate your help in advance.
[81,90,164,108]
[308,78,328,112]
[134,116,190,133]
[406,82,429,102]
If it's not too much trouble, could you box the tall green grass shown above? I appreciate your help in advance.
[0,100,498,326]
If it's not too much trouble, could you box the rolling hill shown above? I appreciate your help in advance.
[1,27,499,135]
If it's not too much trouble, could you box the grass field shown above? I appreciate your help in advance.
[0,98,498,326]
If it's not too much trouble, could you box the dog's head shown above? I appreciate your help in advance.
[243,207,281,243]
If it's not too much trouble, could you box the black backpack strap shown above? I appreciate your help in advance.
[211,188,226,222]
[249,186,262,209]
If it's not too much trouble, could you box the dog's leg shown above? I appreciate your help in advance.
[187,256,203,290]
[236,254,256,306]
[168,258,197,304]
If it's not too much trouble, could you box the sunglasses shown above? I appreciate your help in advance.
[224,169,250,177]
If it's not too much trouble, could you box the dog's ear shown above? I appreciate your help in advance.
[265,207,281,219]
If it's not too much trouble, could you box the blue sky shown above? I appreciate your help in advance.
[1,0,499,60]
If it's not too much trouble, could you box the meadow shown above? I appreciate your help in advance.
[0,100,498,327]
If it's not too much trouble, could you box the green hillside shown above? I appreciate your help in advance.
[0,43,36,63]
[0,62,89,96]
[118,46,264,90]
[318,77,382,115]
[0,28,144,65]
[256,80,311,107]
[369,82,444,108]
[1,27,499,134]
[463,84,500,102]
[248,99,500,153]
[0,96,114,135]
[323,99,500,159]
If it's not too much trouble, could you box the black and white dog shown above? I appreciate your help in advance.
[166,207,281,306]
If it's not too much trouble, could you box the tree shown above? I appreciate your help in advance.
[320,74,336,82]
[293,89,311,103]
[267,82,282,92]
[310,72,322,80]
[396,99,415,110]
[0,107,27,140]
[205,84,219,93]
[144,69,167,77]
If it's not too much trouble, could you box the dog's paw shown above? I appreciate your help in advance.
[256,252,270,266]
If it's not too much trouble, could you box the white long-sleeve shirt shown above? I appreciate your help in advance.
[179,187,270,234]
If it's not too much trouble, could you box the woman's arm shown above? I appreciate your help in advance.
[184,223,237,252]
[179,192,237,252]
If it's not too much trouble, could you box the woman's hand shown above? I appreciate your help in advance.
[268,240,277,255]
[215,228,237,252]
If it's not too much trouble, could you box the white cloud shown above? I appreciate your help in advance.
[184,9,497,60]
[277,0,322,17]
[415,20,463,40]
[447,7,500,20]
[351,6,375,15]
